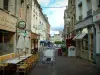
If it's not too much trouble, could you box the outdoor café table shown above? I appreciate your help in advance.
[20,54,33,58]
[4,58,25,64]
[2,54,33,73]
[4,54,33,64]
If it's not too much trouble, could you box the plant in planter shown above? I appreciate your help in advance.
[61,45,67,56]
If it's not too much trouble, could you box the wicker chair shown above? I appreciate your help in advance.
[16,60,28,75]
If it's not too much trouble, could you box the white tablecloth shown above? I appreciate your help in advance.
[4,54,32,64]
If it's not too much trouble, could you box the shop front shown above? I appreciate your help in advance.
[73,32,93,61]
[0,9,17,55]
[31,32,39,54]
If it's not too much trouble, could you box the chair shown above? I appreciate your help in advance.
[11,53,15,59]
[0,56,8,75]
[16,60,28,75]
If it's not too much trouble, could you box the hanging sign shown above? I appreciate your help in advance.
[17,21,26,29]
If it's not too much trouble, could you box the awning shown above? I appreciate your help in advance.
[40,41,46,43]
[40,40,49,44]
[73,33,87,40]
[73,34,80,40]
[76,33,87,39]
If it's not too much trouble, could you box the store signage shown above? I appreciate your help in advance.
[0,10,17,29]
[17,21,26,29]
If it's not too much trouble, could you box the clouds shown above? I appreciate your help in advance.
[37,0,68,35]
[37,0,51,6]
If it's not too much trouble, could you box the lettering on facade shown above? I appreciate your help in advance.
[0,10,17,29]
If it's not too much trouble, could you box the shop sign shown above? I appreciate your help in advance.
[17,21,26,29]
[0,10,17,29]
[17,30,25,33]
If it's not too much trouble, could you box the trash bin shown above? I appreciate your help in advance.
[68,46,76,56]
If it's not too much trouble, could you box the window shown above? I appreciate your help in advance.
[78,2,82,16]
[21,0,24,4]
[82,39,88,50]
[3,0,9,10]
[33,14,35,17]
[99,24,100,30]
[0,31,14,55]
[87,0,92,10]
[36,17,37,20]
[98,0,100,7]
[40,21,41,24]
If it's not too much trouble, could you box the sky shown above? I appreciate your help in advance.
[37,0,68,36]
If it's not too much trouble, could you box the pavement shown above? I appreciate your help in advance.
[28,49,100,75]
[4,48,99,75]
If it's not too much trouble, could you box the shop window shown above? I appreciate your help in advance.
[3,0,9,10]
[82,39,88,50]
[0,31,14,55]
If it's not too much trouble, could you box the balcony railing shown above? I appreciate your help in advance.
[87,9,92,17]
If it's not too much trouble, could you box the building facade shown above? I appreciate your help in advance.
[0,0,32,55]
[31,0,50,51]
[74,0,96,62]
[50,33,63,43]
[92,0,100,68]
[64,0,76,48]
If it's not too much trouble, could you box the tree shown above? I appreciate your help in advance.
[54,41,62,44]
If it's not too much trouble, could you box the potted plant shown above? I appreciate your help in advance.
[61,45,67,56]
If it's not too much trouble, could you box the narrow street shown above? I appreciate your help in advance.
[28,49,100,75]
